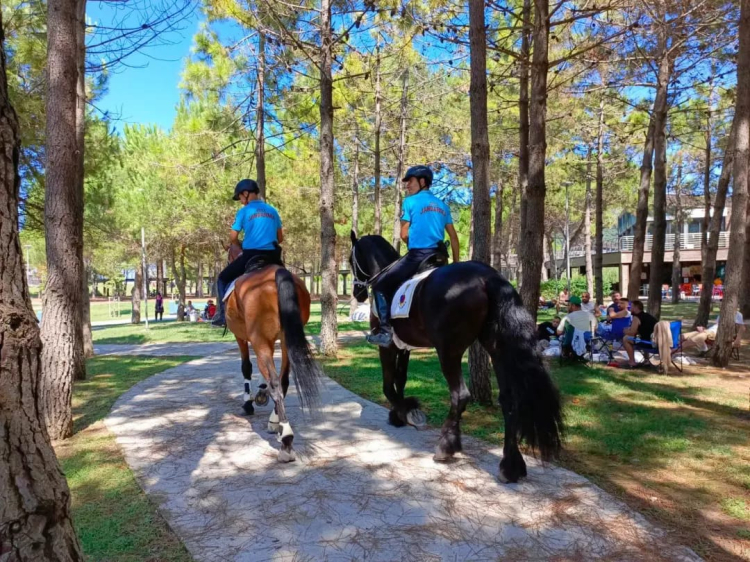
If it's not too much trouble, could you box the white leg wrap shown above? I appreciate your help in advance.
[277,421,293,443]
[243,382,252,403]
[269,411,279,424]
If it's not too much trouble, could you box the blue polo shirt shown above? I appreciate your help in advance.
[231,201,282,250]
[401,189,453,250]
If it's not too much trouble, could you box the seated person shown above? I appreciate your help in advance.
[204,300,216,320]
[186,300,196,314]
[605,291,622,315]
[538,296,557,309]
[608,297,631,321]
[682,308,745,354]
[556,288,570,314]
[580,292,596,314]
[537,316,561,345]
[621,300,658,368]
[557,297,597,356]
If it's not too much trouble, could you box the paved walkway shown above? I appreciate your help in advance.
[105,344,699,562]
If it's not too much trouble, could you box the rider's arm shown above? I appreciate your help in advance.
[277,228,284,244]
[228,229,239,248]
[446,224,460,263]
[400,221,410,245]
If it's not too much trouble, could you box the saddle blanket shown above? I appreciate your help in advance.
[390,269,436,319]
[223,279,237,302]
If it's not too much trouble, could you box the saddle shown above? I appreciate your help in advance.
[244,244,284,274]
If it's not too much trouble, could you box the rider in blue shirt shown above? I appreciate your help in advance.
[212,179,284,326]
[367,165,460,347]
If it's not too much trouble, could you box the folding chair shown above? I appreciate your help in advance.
[631,320,684,373]
[592,316,631,363]
[559,325,598,366]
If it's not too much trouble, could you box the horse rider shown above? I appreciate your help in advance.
[366,165,460,347]
[212,179,284,327]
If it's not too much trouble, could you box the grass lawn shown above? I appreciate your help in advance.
[321,343,750,561]
[92,302,369,344]
[54,355,197,561]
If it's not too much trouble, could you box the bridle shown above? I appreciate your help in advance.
[350,240,401,291]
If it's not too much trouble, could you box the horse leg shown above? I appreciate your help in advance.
[434,349,471,462]
[256,342,295,463]
[380,347,423,428]
[489,350,527,483]
[236,337,254,416]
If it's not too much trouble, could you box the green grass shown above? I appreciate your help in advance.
[320,343,750,559]
[92,302,369,344]
[56,355,197,561]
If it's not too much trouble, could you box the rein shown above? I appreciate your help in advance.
[351,242,400,290]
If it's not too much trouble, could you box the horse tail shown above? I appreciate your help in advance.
[485,275,563,461]
[275,268,322,412]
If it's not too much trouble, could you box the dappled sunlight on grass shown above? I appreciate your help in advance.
[321,343,750,561]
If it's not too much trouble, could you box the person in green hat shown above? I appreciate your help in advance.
[556,295,598,336]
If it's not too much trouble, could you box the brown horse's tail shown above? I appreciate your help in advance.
[275,268,322,412]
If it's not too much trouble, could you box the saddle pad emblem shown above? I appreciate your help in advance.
[391,269,436,319]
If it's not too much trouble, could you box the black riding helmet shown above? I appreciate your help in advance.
[402,165,433,188]
[233,178,259,201]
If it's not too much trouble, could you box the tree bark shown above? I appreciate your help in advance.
[81,262,93,359]
[256,30,266,200]
[351,138,360,236]
[373,45,382,236]
[518,0,549,320]
[701,98,713,261]
[713,0,750,367]
[671,166,683,305]
[492,177,504,270]
[156,257,163,296]
[318,0,338,356]
[392,69,409,252]
[594,93,605,304]
[584,145,594,295]
[170,245,186,321]
[131,262,142,324]
[196,261,204,298]
[628,37,668,300]
[696,122,735,328]
[741,196,750,317]
[467,0,493,405]
[40,0,85,440]
[647,43,672,318]
[0,13,84,556]
[516,0,531,286]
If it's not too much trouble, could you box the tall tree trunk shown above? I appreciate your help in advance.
[671,166,683,305]
[629,38,668,300]
[467,0,492,405]
[714,0,750,367]
[504,184,518,273]
[492,177,504,270]
[170,245,186,321]
[647,43,672,318]
[392,69,409,252]
[196,261,204,297]
[701,93,713,260]
[40,0,85,440]
[594,93,605,304]
[518,0,549,320]
[351,139,359,235]
[131,262,142,324]
[81,261,94,358]
[156,257,163,296]
[255,31,266,200]
[584,145,594,295]
[516,0,531,285]
[318,0,338,355]
[696,124,735,328]
[547,233,558,283]
[373,44,382,236]
[741,197,750,317]
[0,13,84,556]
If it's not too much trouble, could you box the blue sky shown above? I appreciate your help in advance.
[87,2,201,131]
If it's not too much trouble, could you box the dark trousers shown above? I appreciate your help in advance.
[372,248,439,300]
[217,249,277,303]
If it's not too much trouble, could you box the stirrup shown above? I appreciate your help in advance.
[366,330,393,348]
[211,312,226,327]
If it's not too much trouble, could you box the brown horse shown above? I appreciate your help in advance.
[224,243,321,462]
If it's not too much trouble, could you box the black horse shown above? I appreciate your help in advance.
[350,231,563,483]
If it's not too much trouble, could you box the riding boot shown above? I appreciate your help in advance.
[211,279,227,327]
[366,291,393,347]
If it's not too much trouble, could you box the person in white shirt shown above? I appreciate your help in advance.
[580,292,596,314]
[682,309,745,353]
[557,296,598,334]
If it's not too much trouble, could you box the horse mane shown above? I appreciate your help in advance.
[358,234,400,266]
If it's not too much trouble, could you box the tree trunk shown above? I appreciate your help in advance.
[547,233,558,283]
[156,257,162,296]
[351,138,359,235]
[696,121,736,328]
[170,245,186,321]
[196,261,204,297]
[131,262,142,324]
[584,145,594,295]
[81,262,94,359]
[518,0,549,320]
[492,177,504,270]
[373,46,382,236]
[318,0,338,356]
[594,93,605,304]
[741,197,750,317]
[392,69,409,252]
[701,98,713,261]
[504,185,518,273]
[0,14,84,555]
[255,31,266,200]
[629,38,668,300]
[40,0,85,441]
[467,0,493,405]
[671,166,683,305]
[541,234,549,282]
[714,0,750,367]
[516,0,531,286]
[647,44,672,318]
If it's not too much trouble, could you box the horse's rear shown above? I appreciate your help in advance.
[226,265,319,463]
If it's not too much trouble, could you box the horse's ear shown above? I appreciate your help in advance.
[350,229,358,245]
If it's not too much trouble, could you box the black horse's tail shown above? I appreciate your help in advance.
[275,268,321,412]
[485,275,563,461]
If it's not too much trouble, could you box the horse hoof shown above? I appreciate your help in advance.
[278,449,296,463]
[406,409,427,430]
[433,445,454,463]
[267,422,281,434]
[242,401,255,416]
[255,385,269,407]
